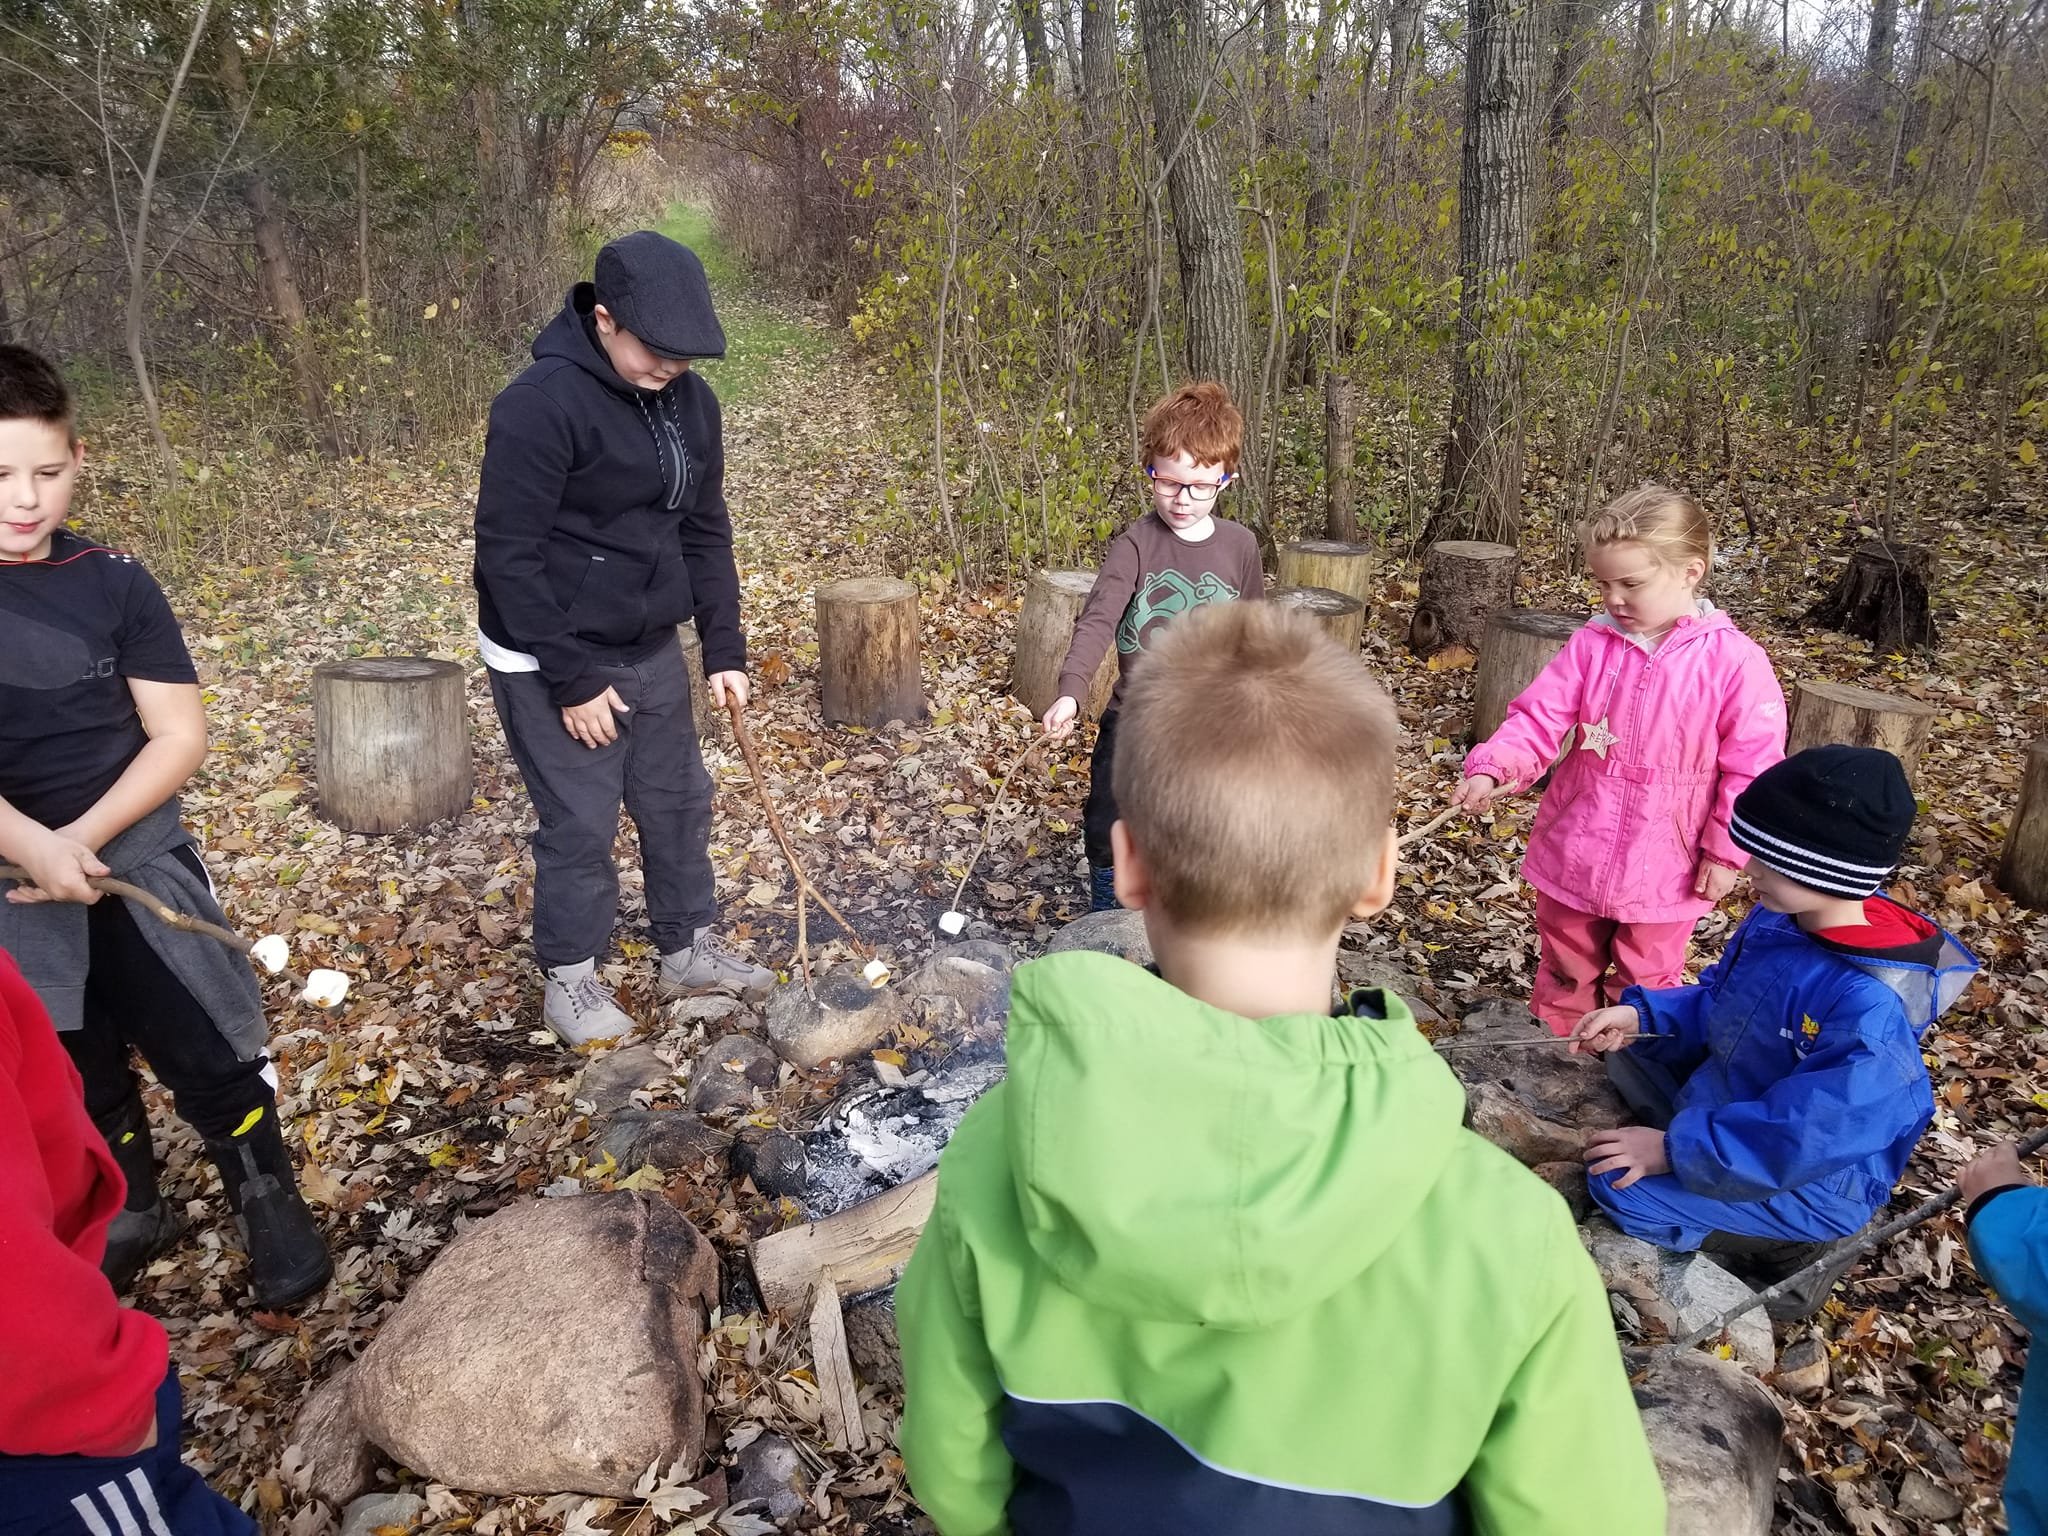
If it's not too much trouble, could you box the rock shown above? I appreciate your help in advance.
[1772,1334,1830,1398]
[1584,1225,1773,1375]
[573,1044,675,1115]
[844,1288,901,1389]
[687,1034,780,1115]
[1467,1082,1586,1165]
[288,1366,377,1508]
[1530,1159,1592,1221]
[765,969,910,1069]
[1043,908,1151,966]
[1902,1414,1972,1487]
[931,938,1017,974]
[901,955,1010,1030]
[1630,1351,1781,1536]
[340,1492,426,1536]
[1896,1469,1965,1523]
[1441,999,1627,1160]
[1334,954,1447,1026]
[599,1108,729,1173]
[730,1432,809,1528]
[733,1130,809,1198]
[349,1192,721,1497]
[670,993,747,1026]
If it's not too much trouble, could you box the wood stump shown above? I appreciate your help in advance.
[1806,540,1938,652]
[1473,609,1584,744]
[1269,585,1366,652]
[312,657,471,833]
[1408,540,1519,658]
[1010,569,1117,721]
[1786,679,1937,784]
[1277,540,1375,615]
[676,621,713,744]
[816,577,925,728]
[1998,737,2048,908]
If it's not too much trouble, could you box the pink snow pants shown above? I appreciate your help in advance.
[1531,892,1694,1037]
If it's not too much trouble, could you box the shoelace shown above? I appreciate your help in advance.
[570,973,620,1014]
[693,932,756,969]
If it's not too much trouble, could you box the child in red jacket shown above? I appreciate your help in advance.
[0,948,255,1535]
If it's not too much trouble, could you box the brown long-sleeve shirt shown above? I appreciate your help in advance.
[1055,512,1264,709]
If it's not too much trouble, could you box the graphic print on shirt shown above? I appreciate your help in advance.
[0,610,100,690]
[1116,569,1240,655]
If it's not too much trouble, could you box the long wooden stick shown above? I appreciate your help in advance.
[1652,1121,2048,1362]
[0,864,315,992]
[1397,802,1463,849]
[948,734,1043,915]
[723,698,870,963]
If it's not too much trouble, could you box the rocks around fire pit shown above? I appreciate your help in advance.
[598,1108,729,1174]
[1441,999,1626,1166]
[1629,1349,1782,1536]
[288,1365,378,1508]
[571,1043,677,1116]
[341,1492,425,1536]
[901,953,1011,1032]
[766,967,911,1069]
[1044,907,1152,966]
[687,1033,781,1115]
[348,1192,720,1497]
[1585,1223,1774,1375]
[730,1432,809,1529]
[734,1129,809,1198]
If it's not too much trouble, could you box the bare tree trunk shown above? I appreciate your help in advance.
[1016,0,1055,89]
[1264,0,1289,148]
[356,139,373,319]
[1135,0,1262,527]
[1081,0,1116,122]
[1429,0,1545,546]
[1861,0,1899,141]
[1325,371,1357,539]
[1547,0,1592,156]
[1387,0,1426,147]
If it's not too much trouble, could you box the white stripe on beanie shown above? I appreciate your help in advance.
[1731,812,1890,896]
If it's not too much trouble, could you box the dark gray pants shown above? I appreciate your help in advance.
[487,637,716,969]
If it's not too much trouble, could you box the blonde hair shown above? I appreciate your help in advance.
[1141,380,1245,476]
[1112,602,1398,939]
[1582,483,1713,575]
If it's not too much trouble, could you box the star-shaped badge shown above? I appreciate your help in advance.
[1580,717,1618,758]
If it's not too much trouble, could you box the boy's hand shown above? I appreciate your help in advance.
[3,822,109,905]
[1584,1126,1670,1189]
[1961,1142,2032,1208]
[1451,774,1499,814]
[1042,696,1080,740]
[560,687,629,749]
[707,670,749,709]
[1570,1005,1641,1055]
[1693,857,1741,901]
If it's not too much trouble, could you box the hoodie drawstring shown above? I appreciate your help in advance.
[633,394,690,512]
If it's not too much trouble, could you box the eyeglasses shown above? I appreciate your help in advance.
[1144,467,1232,503]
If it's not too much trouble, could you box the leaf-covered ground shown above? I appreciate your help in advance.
[92,275,2048,1535]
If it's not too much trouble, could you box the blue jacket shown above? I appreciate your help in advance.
[1968,1187,2048,1536]
[1621,905,1975,1240]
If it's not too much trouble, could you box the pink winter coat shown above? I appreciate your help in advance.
[1465,608,1786,924]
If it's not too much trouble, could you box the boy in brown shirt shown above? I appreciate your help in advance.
[1042,381,1263,911]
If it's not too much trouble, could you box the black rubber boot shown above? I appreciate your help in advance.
[204,1105,333,1309]
[1702,1222,1876,1321]
[92,1094,188,1293]
[1088,865,1118,913]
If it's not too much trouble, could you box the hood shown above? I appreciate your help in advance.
[1750,906,1979,1035]
[1587,599,1727,653]
[533,283,649,399]
[1002,952,1467,1330]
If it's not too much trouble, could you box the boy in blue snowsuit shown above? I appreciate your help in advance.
[1571,746,1977,1316]
[1962,1140,2048,1536]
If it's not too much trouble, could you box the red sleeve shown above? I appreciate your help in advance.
[0,951,167,1457]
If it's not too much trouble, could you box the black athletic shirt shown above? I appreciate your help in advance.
[0,529,198,828]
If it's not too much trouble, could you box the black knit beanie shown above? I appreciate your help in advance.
[1730,746,1915,898]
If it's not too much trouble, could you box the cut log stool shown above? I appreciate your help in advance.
[1277,540,1375,615]
[816,577,926,728]
[1473,609,1583,744]
[1010,569,1117,721]
[1269,585,1366,652]
[676,620,714,744]
[1408,540,1519,658]
[312,657,472,833]
[1786,679,1937,785]
[1999,737,2048,908]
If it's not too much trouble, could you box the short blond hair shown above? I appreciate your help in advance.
[1582,483,1713,573]
[1112,602,1398,939]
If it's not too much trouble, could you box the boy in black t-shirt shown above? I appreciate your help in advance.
[0,344,331,1309]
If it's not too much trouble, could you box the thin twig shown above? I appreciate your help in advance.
[723,699,871,981]
[1435,1034,1643,1052]
[1650,1121,2048,1365]
[1396,802,1463,849]
[948,734,1044,916]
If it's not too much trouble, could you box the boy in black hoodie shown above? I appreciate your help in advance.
[475,231,771,1044]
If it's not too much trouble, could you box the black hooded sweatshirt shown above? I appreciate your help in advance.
[473,284,744,708]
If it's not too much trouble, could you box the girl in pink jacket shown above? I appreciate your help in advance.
[1453,485,1786,1034]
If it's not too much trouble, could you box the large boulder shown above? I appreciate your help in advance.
[349,1192,719,1497]
[765,969,909,1069]
[1629,1351,1782,1536]
[1586,1224,1774,1375]
[598,1108,729,1174]
[900,954,1010,1032]
[1441,1000,1626,1165]
[1044,908,1151,966]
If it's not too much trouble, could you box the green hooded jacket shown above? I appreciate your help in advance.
[898,951,1664,1536]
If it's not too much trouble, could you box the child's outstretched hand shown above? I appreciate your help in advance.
[1450,773,1499,815]
[1042,695,1080,741]
[1584,1126,1670,1189]
[1961,1142,2033,1208]
[1570,1004,1641,1055]
[1693,856,1742,901]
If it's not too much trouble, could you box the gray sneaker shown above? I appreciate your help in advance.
[542,960,635,1046]
[660,927,775,998]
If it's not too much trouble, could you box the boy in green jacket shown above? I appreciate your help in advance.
[898,601,1663,1536]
